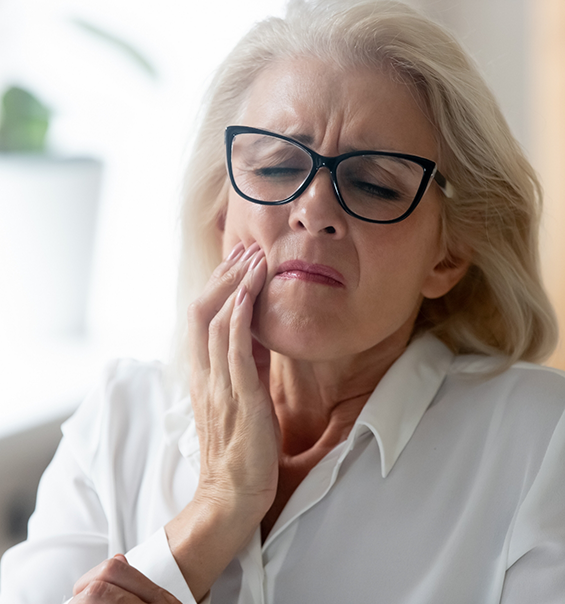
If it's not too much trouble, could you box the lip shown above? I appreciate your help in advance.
[275,260,345,287]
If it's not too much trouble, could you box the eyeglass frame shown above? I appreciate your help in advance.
[225,125,454,224]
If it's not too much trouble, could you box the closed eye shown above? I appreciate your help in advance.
[255,166,306,177]
[351,179,402,201]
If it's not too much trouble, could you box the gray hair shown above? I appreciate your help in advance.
[173,0,557,377]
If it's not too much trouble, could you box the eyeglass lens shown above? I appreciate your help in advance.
[230,132,426,222]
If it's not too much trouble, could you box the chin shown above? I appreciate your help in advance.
[251,302,343,362]
[252,281,344,356]
[255,330,339,362]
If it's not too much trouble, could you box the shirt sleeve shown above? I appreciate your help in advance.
[126,528,198,603]
[0,436,199,604]
[0,361,200,604]
[500,409,565,603]
[0,437,110,604]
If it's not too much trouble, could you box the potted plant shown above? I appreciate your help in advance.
[0,21,155,342]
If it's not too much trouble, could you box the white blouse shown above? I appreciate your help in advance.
[1,334,565,604]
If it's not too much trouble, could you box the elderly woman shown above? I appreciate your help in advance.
[1,0,564,602]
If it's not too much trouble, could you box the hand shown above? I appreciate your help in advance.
[164,242,280,602]
[188,241,279,517]
[72,554,181,603]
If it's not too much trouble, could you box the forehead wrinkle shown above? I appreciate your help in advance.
[241,57,439,160]
[242,59,346,146]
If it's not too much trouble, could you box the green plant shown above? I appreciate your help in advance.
[0,87,51,153]
[0,18,156,154]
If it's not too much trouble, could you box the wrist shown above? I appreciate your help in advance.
[165,497,262,602]
[193,478,274,518]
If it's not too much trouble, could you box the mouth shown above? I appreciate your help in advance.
[275,260,345,288]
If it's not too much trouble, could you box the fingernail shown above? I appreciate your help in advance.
[249,250,265,270]
[241,242,260,262]
[236,285,247,306]
[226,242,244,261]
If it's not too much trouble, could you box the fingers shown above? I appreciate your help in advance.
[207,251,266,393]
[185,240,277,510]
[228,262,266,397]
[73,556,181,603]
[187,241,261,375]
[73,580,144,603]
[194,241,259,323]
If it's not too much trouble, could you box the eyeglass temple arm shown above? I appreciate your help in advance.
[434,170,455,199]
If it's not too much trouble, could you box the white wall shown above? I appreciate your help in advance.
[0,0,287,362]
[404,0,530,151]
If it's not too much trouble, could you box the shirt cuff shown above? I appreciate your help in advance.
[126,527,198,603]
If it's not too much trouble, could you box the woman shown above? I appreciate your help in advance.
[1,1,564,602]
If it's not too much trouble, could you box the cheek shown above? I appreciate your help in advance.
[359,218,442,300]
[223,191,287,255]
[222,194,252,255]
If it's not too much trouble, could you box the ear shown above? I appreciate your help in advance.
[421,248,471,300]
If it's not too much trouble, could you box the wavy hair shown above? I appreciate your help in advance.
[173,0,557,377]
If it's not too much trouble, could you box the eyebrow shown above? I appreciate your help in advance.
[273,128,406,155]
[282,130,315,146]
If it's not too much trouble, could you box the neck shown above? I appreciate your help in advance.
[269,331,409,457]
[259,328,412,542]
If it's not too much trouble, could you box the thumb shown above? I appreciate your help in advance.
[113,553,129,564]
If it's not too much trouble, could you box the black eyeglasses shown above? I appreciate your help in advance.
[225,125,454,224]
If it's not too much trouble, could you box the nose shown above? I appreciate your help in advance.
[288,168,348,237]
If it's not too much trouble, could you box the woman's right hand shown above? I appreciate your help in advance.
[189,241,279,516]
[165,242,280,602]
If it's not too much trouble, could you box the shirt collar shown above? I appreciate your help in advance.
[163,333,454,477]
[344,333,453,478]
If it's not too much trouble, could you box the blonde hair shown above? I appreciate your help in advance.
[173,0,557,376]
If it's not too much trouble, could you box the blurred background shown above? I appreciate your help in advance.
[0,0,563,561]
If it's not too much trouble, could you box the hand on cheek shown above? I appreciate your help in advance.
[187,240,279,513]
[163,242,279,602]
